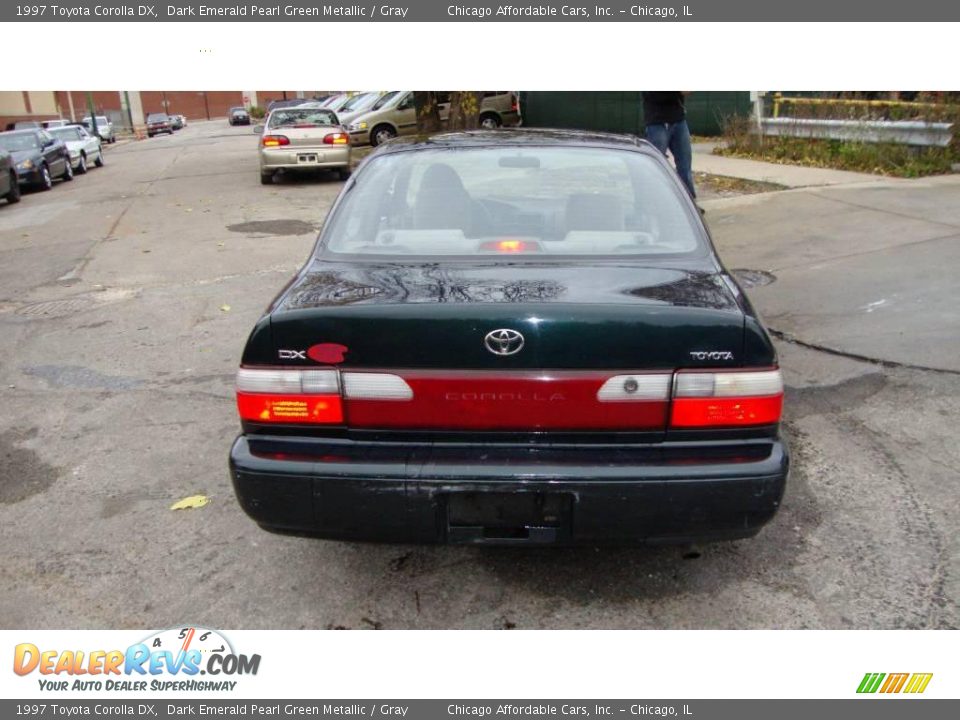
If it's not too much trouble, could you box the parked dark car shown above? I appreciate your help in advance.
[1,148,22,204]
[229,129,789,546]
[228,107,251,126]
[145,113,174,137]
[0,129,73,190]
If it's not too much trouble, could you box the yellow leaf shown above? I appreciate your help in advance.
[219,304,231,312]
[170,495,210,510]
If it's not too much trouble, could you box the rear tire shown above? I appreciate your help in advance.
[260,172,274,185]
[5,172,21,203]
[479,113,501,129]
[61,159,74,182]
[336,167,351,181]
[95,149,105,167]
[370,124,397,147]
[77,153,88,174]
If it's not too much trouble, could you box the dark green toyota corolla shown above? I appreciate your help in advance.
[230,129,788,545]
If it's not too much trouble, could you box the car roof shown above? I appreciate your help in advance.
[369,128,656,155]
[1,129,40,136]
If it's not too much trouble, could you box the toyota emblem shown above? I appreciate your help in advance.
[484,328,525,356]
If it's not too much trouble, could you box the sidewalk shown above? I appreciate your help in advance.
[693,146,885,188]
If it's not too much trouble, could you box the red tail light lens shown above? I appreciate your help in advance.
[261,135,289,147]
[323,133,349,145]
[670,369,783,428]
[236,369,342,424]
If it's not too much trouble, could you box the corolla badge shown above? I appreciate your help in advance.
[484,329,525,356]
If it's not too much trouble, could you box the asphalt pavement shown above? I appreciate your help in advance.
[0,121,956,629]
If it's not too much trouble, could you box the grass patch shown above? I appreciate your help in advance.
[716,112,960,178]
[716,136,957,178]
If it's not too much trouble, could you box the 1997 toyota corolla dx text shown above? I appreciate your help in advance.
[229,129,789,546]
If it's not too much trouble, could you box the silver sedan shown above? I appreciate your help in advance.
[48,125,105,174]
[256,107,351,185]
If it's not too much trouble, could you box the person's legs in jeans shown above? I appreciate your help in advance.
[667,119,696,198]
[646,121,696,199]
[645,123,669,156]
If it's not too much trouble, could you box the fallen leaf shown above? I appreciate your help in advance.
[219,304,231,312]
[170,495,209,511]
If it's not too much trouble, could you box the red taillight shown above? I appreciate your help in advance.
[237,394,343,424]
[323,133,349,145]
[261,135,290,147]
[236,369,342,424]
[669,369,783,428]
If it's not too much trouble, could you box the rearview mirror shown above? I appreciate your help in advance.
[253,124,264,135]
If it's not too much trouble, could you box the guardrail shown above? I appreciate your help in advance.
[770,94,950,117]
[760,117,953,147]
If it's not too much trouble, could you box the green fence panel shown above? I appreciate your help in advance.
[520,91,752,136]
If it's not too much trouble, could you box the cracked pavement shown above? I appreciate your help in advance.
[0,121,957,629]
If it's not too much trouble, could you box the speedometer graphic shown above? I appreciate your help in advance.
[140,626,234,658]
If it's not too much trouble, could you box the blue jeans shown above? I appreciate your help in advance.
[646,120,696,198]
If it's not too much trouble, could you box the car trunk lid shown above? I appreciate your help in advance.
[246,261,753,433]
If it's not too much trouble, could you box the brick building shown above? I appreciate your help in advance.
[0,91,61,130]
[52,90,332,129]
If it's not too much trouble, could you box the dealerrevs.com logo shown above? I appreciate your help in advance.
[857,672,933,694]
[13,627,260,692]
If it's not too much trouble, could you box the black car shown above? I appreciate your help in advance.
[0,129,73,191]
[146,113,174,137]
[228,107,251,126]
[230,129,789,546]
[1,149,22,204]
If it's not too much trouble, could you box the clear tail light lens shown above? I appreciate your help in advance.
[596,374,672,401]
[342,372,413,400]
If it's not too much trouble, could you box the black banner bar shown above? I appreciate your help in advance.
[1,700,957,719]
[2,1,960,22]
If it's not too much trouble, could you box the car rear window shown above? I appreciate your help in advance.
[268,109,339,128]
[321,146,703,258]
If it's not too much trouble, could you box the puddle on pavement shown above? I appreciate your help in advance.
[226,219,316,236]
[0,430,59,505]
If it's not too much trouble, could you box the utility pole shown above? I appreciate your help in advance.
[86,92,98,138]
[123,91,134,130]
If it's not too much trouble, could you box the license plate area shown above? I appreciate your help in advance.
[297,153,319,163]
[445,492,572,544]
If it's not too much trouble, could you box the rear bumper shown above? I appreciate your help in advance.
[260,146,350,172]
[230,435,789,545]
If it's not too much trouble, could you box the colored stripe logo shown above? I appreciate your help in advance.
[857,672,933,694]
